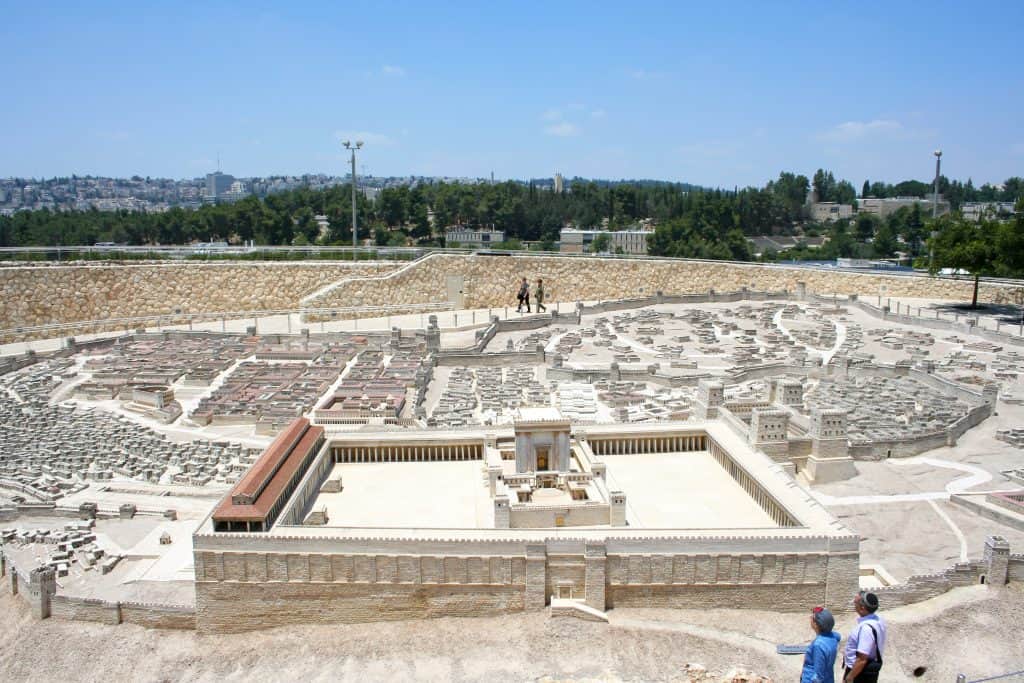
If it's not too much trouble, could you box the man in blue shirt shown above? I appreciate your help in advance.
[843,591,887,683]
[802,606,841,683]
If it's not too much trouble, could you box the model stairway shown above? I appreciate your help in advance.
[549,598,609,622]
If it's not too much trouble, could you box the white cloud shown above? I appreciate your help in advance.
[590,109,607,119]
[544,122,581,137]
[333,130,397,147]
[819,119,903,142]
[542,108,563,122]
[380,64,406,77]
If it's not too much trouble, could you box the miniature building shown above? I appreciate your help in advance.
[806,408,857,483]
[211,418,326,532]
[513,407,571,473]
[695,380,724,419]
[749,408,790,459]
[192,418,859,632]
[771,378,804,408]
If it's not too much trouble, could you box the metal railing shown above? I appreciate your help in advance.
[957,670,1024,683]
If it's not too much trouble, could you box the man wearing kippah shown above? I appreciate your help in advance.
[843,591,887,683]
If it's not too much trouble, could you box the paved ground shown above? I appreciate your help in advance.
[312,461,492,528]
[602,453,776,529]
[1,583,1021,682]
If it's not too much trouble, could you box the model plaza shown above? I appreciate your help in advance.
[231,410,785,531]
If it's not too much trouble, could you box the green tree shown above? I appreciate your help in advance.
[929,215,1000,307]
[872,223,897,258]
[591,232,611,253]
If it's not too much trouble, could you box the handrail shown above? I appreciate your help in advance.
[958,670,1024,683]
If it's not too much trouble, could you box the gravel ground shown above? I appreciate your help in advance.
[2,584,1022,682]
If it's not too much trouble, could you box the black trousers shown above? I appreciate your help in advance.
[844,666,879,683]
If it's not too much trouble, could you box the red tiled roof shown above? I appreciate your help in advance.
[212,418,324,524]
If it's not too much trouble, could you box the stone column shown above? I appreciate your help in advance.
[984,535,1010,586]
[584,542,607,611]
[525,544,547,609]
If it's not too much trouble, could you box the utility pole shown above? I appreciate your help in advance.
[343,140,364,248]
[929,149,942,272]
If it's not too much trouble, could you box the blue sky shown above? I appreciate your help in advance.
[2,1,1022,188]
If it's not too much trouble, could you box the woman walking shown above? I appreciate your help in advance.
[535,278,546,313]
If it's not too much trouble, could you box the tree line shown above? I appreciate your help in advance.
[1,171,1021,269]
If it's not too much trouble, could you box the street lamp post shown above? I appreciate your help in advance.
[343,140,364,249]
[929,149,942,272]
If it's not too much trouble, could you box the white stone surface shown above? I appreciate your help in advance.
[311,461,493,528]
[601,452,777,528]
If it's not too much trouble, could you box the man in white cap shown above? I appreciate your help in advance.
[843,590,886,683]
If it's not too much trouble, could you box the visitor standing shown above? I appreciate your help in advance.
[843,591,886,683]
[801,606,840,683]
[517,277,530,313]
[535,278,546,313]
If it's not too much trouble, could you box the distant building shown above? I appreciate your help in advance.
[560,228,651,255]
[445,226,505,247]
[204,172,235,203]
[858,196,949,219]
[961,201,1017,222]
[746,235,827,257]
[218,180,251,204]
[554,173,564,194]
[314,214,331,240]
[808,202,853,223]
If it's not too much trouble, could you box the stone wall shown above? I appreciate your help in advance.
[119,602,198,630]
[302,253,1023,315]
[196,580,526,634]
[50,595,122,625]
[191,532,858,632]
[0,261,396,340]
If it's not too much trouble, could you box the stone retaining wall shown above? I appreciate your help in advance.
[5,256,1022,341]
[0,261,397,339]
[302,254,1023,315]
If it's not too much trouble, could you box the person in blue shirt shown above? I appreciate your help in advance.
[802,606,841,683]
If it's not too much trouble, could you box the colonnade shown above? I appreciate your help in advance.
[332,443,482,463]
[589,434,707,456]
[707,439,796,527]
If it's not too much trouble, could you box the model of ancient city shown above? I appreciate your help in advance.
[3,277,1024,672]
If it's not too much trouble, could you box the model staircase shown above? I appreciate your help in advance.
[549,597,609,622]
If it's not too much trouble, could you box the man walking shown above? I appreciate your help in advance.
[843,591,886,683]
[535,278,546,313]
[516,277,530,313]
